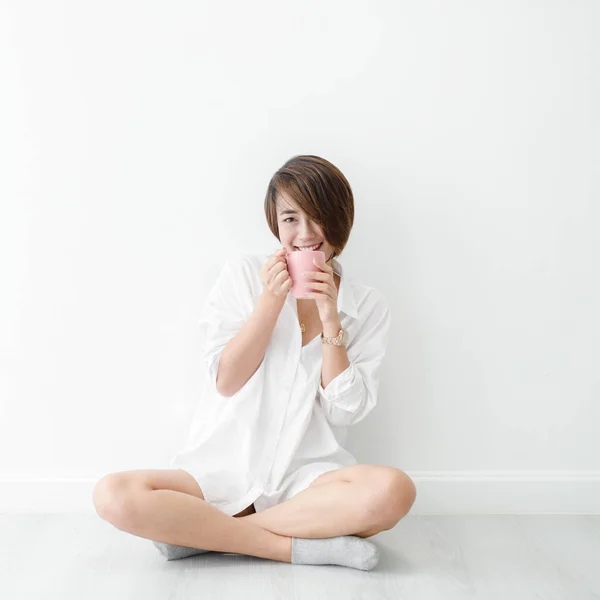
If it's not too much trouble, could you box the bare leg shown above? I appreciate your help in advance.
[237,480,381,538]
[104,488,292,563]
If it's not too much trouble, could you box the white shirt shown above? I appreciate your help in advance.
[169,252,392,516]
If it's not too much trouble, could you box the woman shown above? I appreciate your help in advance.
[92,155,416,571]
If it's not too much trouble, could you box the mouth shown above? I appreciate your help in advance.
[294,242,323,251]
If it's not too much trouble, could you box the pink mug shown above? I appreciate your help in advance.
[286,250,326,299]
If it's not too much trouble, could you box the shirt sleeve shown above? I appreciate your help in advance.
[198,257,254,396]
[317,292,391,427]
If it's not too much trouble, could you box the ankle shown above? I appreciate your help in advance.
[278,536,293,563]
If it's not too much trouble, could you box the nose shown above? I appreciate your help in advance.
[299,221,317,237]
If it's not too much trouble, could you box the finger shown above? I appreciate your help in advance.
[303,271,327,280]
[271,259,287,273]
[307,289,335,301]
[274,269,289,283]
[266,258,280,272]
[307,281,333,293]
[271,271,287,287]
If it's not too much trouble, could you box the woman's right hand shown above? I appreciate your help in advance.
[260,248,292,298]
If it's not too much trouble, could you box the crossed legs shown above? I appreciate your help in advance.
[93,464,416,563]
[237,464,416,539]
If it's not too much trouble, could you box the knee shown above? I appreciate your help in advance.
[366,468,416,530]
[92,473,140,529]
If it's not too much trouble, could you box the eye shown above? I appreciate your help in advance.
[283,217,295,223]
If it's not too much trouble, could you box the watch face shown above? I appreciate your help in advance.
[341,329,349,345]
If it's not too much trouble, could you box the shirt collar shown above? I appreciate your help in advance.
[284,254,358,320]
[331,256,358,319]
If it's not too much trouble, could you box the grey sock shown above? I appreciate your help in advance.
[153,540,212,561]
[291,535,380,571]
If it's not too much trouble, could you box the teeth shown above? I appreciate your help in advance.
[296,243,321,251]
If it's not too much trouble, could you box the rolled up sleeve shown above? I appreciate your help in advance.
[318,293,391,427]
[198,258,254,396]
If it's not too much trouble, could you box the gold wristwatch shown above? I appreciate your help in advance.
[321,328,349,347]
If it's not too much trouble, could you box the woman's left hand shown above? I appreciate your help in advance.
[303,258,339,323]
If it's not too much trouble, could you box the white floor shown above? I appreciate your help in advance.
[1,514,599,599]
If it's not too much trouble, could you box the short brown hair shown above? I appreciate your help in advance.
[264,155,354,262]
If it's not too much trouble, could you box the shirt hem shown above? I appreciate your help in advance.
[210,483,265,517]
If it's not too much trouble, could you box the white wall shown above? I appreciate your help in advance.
[1,0,598,513]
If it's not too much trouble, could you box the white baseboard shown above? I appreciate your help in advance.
[409,471,600,514]
[0,471,598,514]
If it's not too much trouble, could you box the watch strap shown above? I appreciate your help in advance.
[321,328,345,346]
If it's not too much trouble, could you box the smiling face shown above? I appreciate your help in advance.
[276,191,334,264]
[264,155,355,267]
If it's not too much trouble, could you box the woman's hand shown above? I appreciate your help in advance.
[260,248,292,299]
[303,258,339,323]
